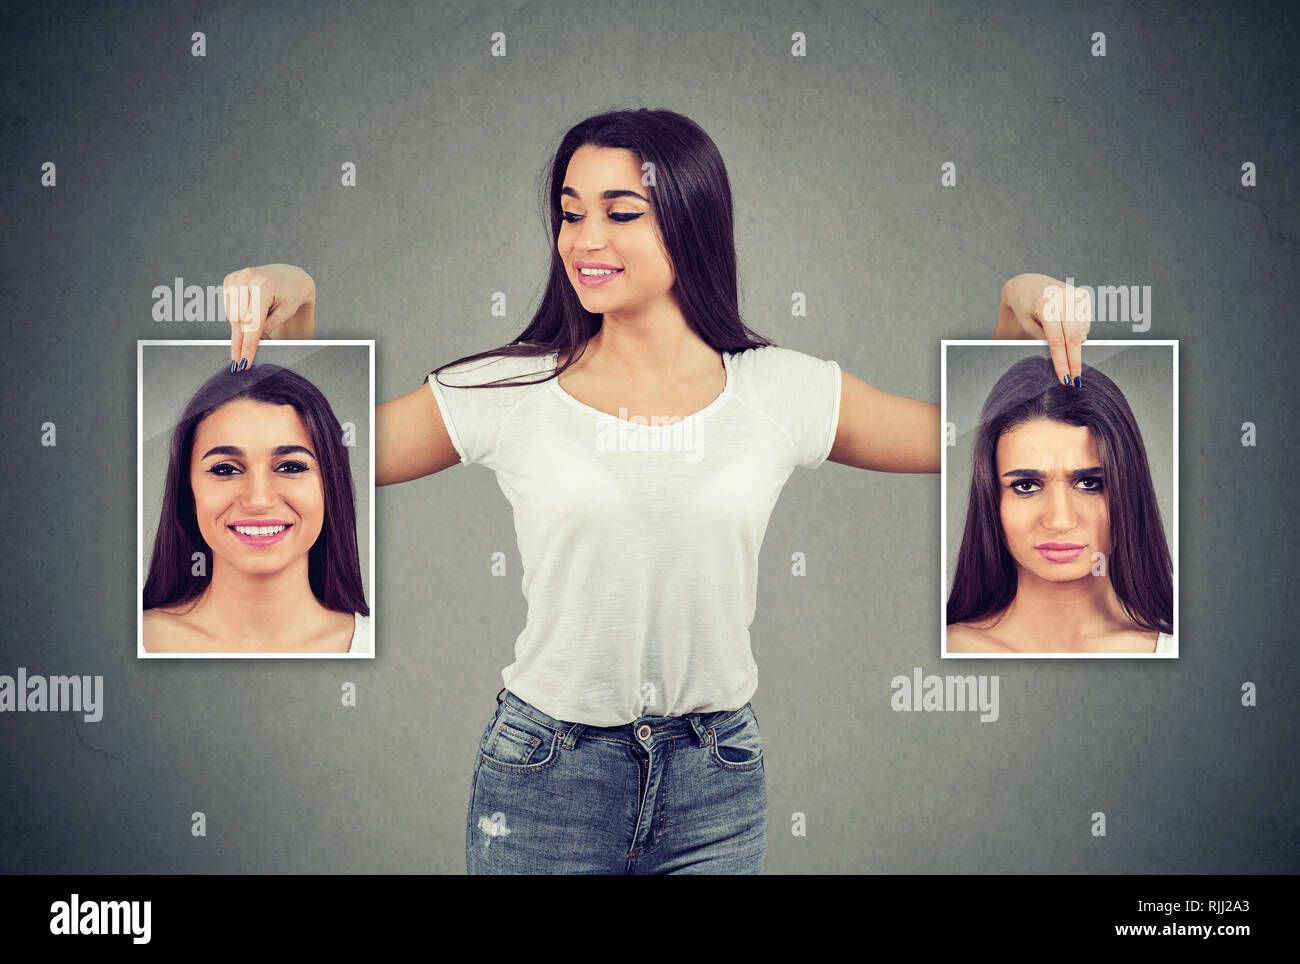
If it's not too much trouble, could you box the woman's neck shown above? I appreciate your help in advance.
[187,556,330,650]
[577,306,715,381]
[993,567,1137,651]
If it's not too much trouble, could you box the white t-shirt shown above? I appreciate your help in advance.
[427,343,842,726]
[348,612,371,655]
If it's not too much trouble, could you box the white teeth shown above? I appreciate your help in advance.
[580,267,620,276]
[232,525,288,536]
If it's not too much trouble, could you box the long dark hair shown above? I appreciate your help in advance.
[143,363,369,617]
[946,355,1172,634]
[426,107,775,391]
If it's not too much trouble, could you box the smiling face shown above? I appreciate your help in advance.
[558,145,677,316]
[996,418,1111,583]
[188,399,325,573]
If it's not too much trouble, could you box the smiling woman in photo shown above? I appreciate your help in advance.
[946,355,1174,654]
[142,363,370,654]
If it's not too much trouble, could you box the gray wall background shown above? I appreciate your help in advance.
[139,342,372,632]
[944,342,1174,600]
[1,0,1296,873]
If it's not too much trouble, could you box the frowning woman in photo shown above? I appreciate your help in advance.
[946,355,1174,654]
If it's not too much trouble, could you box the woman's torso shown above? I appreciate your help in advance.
[428,342,843,724]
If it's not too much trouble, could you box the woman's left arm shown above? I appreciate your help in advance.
[827,373,941,472]
[827,273,1089,473]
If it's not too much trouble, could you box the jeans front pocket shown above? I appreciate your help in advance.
[707,704,764,772]
[480,703,562,774]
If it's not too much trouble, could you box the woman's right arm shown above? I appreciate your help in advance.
[376,386,462,485]
[224,263,461,486]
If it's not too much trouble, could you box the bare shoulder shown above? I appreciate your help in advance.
[299,609,359,653]
[142,607,205,653]
[1088,628,1162,653]
[946,620,1014,653]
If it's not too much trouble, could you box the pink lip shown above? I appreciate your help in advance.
[230,519,291,526]
[1035,543,1085,562]
[574,262,624,287]
[228,522,293,547]
[577,270,621,288]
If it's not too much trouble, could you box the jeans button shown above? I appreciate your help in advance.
[636,724,652,741]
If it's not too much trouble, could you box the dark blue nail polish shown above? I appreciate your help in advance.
[239,358,248,371]
[1063,374,1070,386]
[230,361,237,373]
[1073,375,1080,388]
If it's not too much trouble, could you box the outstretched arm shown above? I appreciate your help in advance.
[827,372,940,473]
[828,273,1090,473]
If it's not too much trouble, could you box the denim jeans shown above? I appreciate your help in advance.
[466,688,768,874]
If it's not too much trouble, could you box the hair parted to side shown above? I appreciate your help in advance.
[143,363,369,617]
[426,107,776,391]
[946,355,1173,634]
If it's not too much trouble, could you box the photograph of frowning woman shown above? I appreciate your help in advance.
[946,354,1173,655]
[142,362,370,655]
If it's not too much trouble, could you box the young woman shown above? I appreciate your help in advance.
[946,355,1174,654]
[221,108,1089,872]
[143,363,371,654]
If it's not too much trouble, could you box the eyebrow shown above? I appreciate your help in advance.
[560,186,649,203]
[200,444,316,460]
[1001,466,1103,479]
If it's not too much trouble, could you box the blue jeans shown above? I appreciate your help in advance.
[466,688,768,874]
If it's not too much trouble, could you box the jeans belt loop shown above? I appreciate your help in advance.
[687,712,711,747]
[561,722,585,749]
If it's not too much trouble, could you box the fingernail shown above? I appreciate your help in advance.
[1063,374,1070,386]
[230,360,238,373]
[1073,375,1080,388]
[239,358,248,371]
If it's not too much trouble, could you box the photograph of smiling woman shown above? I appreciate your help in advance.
[142,363,370,654]
[946,355,1173,654]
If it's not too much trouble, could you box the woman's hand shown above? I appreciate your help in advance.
[223,264,316,370]
[994,273,1092,386]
